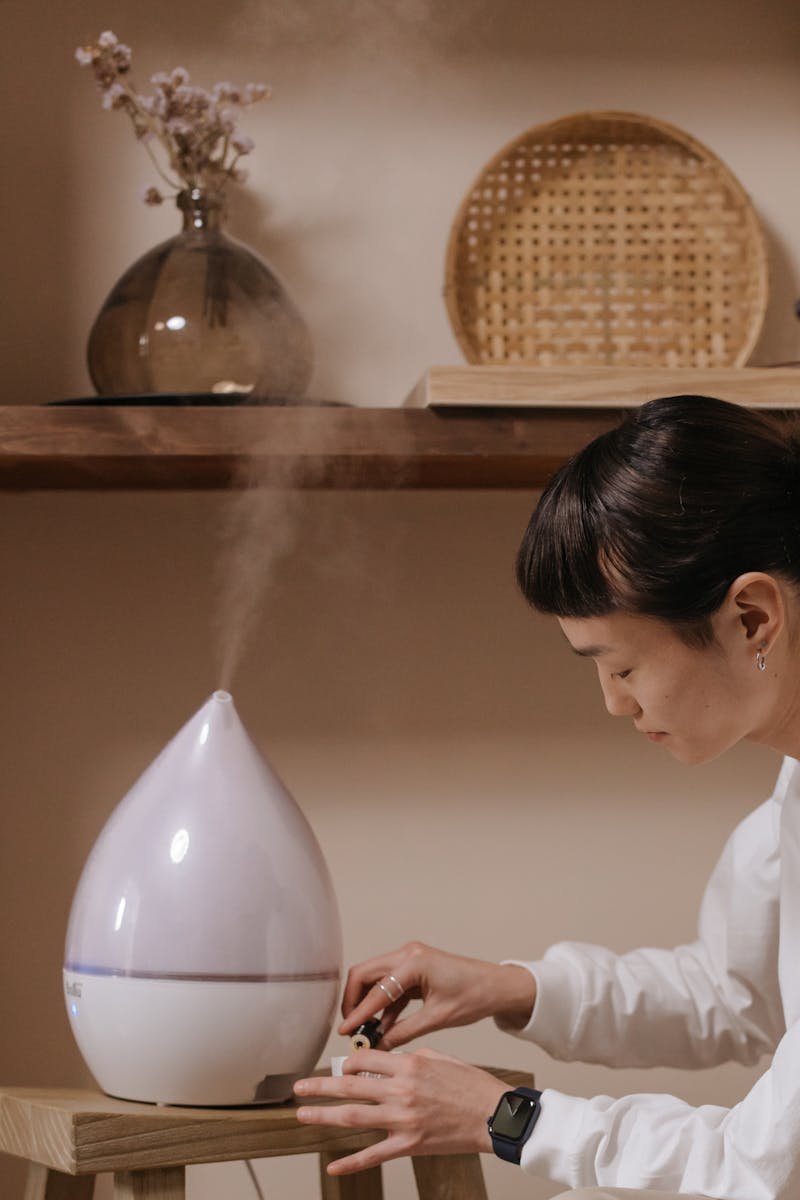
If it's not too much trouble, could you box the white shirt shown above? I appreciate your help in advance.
[504,755,800,1200]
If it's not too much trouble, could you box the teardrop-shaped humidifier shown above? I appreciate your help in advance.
[63,691,342,1105]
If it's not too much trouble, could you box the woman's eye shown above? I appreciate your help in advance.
[612,669,632,680]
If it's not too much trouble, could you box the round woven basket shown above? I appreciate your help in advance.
[444,111,768,369]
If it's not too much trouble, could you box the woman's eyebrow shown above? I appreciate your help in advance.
[571,643,613,658]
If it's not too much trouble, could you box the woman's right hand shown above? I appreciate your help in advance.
[338,942,537,1049]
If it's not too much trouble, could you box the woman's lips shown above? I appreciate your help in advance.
[645,732,668,742]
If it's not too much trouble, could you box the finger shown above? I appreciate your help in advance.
[326,1137,408,1177]
[341,954,402,1019]
[343,1048,404,1077]
[375,993,411,1037]
[379,1007,440,1049]
[340,978,416,1036]
[339,990,385,1035]
[293,1073,386,1101]
[296,1102,387,1130]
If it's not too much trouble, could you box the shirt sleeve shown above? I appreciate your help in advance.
[501,759,798,1199]
[500,767,789,1070]
[521,1018,800,1200]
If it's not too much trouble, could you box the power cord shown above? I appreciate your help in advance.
[244,1158,266,1200]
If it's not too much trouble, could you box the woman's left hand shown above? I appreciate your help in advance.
[293,1048,508,1175]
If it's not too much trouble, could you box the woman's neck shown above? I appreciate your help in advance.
[751,646,800,760]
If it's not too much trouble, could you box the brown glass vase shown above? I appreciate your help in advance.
[87,189,313,400]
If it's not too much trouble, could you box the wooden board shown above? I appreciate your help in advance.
[113,1167,185,1199]
[408,366,800,409]
[22,1164,95,1200]
[412,1154,488,1200]
[319,1154,384,1200]
[4,372,798,491]
[0,405,624,491]
[0,1067,533,1176]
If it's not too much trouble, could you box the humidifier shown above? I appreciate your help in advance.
[63,691,341,1106]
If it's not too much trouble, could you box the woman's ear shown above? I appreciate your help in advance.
[724,572,786,648]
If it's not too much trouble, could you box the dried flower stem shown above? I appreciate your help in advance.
[75,31,269,204]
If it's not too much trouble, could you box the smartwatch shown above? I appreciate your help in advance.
[487,1087,542,1164]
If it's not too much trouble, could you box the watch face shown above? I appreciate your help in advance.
[491,1093,537,1140]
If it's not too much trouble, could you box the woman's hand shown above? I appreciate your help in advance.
[339,942,536,1048]
[293,1048,509,1175]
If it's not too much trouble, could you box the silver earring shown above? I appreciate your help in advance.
[756,645,767,672]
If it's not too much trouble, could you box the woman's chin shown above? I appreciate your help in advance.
[665,737,737,767]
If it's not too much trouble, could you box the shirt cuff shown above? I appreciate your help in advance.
[519,1087,590,1186]
[496,957,580,1049]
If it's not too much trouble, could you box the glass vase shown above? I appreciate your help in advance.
[87,189,313,401]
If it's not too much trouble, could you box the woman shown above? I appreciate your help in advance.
[294,395,800,1200]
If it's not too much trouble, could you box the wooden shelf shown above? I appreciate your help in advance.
[2,368,798,491]
[0,403,627,491]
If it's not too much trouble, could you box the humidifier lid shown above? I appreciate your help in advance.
[64,691,342,981]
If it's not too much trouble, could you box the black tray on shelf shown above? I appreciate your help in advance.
[47,394,346,407]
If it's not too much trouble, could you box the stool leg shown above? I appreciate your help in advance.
[23,1164,95,1200]
[411,1154,488,1200]
[112,1168,185,1199]
[319,1153,383,1200]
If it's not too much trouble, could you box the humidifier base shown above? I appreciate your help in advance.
[64,969,338,1106]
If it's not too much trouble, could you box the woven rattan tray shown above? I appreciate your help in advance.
[444,111,768,369]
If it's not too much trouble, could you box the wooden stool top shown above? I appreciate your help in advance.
[0,1066,532,1176]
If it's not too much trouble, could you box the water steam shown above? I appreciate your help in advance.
[214,453,321,692]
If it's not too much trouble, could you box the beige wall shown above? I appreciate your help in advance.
[2,2,799,1198]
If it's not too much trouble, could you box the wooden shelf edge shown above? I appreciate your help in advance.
[3,368,799,491]
[0,405,624,491]
[408,365,800,409]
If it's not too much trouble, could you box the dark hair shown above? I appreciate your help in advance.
[516,395,800,645]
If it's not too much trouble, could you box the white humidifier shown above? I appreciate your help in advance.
[63,690,341,1105]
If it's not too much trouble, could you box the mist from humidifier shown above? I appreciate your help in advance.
[214,463,309,691]
[238,0,499,65]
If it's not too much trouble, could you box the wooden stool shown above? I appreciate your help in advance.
[0,1066,532,1199]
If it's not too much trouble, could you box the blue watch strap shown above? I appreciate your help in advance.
[488,1087,542,1164]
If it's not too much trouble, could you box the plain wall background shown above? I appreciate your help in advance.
[1,2,799,1198]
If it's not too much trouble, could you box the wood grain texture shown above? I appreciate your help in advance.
[113,1167,184,1199]
[410,366,800,409]
[23,1164,95,1200]
[411,1154,488,1200]
[319,1152,384,1200]
[0,1069,531,1177]
[0,404,620,490]
[3,372,798,490]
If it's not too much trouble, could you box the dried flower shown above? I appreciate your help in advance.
[75,31,269,202]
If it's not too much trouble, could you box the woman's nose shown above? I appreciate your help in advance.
[600,678,641,718]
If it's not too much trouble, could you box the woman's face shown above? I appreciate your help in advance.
[558,609,772,766]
